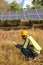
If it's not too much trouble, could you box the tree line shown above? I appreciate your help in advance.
[0,0,43,12]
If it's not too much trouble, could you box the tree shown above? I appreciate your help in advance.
[32,0,40,4]
[32,0,43,9]
[40,0,43,5]
[32,0,41,9]
[0,0,9,12]
[10,1,23,12]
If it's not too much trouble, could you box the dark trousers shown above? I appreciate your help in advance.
[15,44,37,58]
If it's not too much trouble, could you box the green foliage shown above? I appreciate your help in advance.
[28,21,33,27]
[3,20,20,27]
[40,0,43,5]
[33,0,40,4]
[32,0,43,9]
[10,1,23,12]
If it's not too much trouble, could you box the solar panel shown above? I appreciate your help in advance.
[2,12,9,16]
[9,12,17,16]
[0,16,2,20]
[25,9,37,15]
[0,12,2,15]
[39,15,43,20]
[17,12,26,19]
[17,12,25,16]
[37,9,43,15]
[26,15,40,20]
[0,9,43,20]
[18,15,25,19]
[2,15,9,20]
[10,15,18,20]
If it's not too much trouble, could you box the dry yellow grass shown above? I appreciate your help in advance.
[0,28,43,65]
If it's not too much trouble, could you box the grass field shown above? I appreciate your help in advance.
[0,28,43,65]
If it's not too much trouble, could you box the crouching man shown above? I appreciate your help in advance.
[21,30,42,55]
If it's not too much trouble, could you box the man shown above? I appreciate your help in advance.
[21,30,42,55]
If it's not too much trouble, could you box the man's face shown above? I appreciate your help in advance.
[22,35,27,40]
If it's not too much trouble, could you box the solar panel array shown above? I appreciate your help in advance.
[0,9,43,20]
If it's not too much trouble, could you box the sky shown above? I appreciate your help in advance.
[5,0,33,4]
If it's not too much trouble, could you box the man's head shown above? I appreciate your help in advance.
[21,30,28,39]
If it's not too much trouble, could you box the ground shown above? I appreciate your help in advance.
[0,28,43,65]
